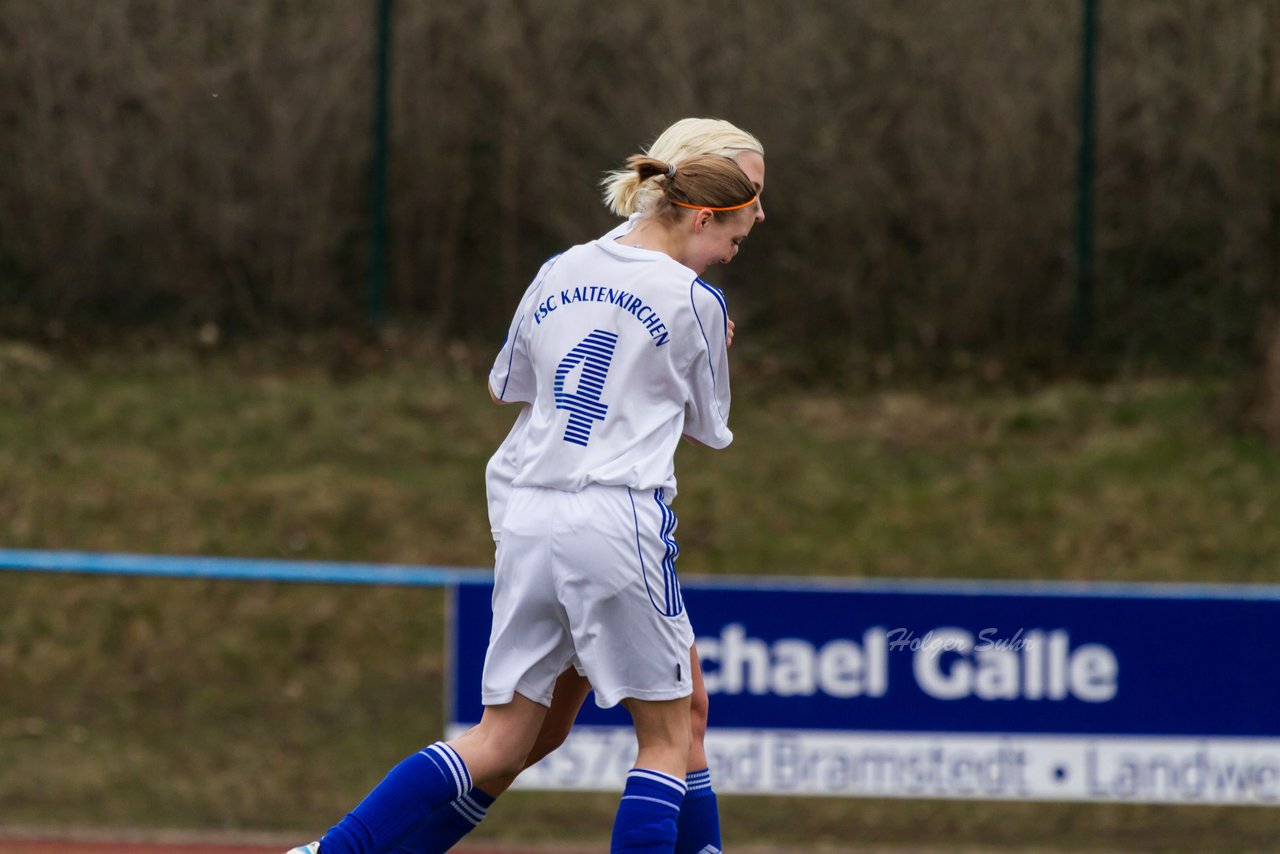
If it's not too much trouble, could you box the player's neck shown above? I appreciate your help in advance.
[616,221,682,262]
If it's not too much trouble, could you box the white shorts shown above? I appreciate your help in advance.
[481,483,694,709]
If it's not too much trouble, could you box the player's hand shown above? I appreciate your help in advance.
[727,317,735,348]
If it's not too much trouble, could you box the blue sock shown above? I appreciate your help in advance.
[611,768,687,853]
[390,787,496,854]
[675,769,721,854]
[319,742,472,854]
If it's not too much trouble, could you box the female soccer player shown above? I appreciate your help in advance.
[396,118,765,854]
[290,151,758,854]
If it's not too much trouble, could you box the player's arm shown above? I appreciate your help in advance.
[682,280,734,449]
[683,313,733,446]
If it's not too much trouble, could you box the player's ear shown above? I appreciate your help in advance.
[693,209,714,232]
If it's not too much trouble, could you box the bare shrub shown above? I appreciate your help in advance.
[0,0,1275,379]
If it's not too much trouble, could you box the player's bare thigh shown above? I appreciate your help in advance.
[526,645,710,770]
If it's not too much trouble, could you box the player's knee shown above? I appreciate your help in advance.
[463,720,539,780]
[523,732,563,768]
[525,714,575,767]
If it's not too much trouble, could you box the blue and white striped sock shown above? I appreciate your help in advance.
[611,768,687,853]
[675,768,721,854]
[319,742,472,854]
[391,787,496,854]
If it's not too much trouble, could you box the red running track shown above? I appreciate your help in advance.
[0,835,595,854]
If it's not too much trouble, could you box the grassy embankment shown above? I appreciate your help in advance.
[1,341,1277,851]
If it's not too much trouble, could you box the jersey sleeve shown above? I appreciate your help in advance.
[489,255,559,404]
[683,279,734,449]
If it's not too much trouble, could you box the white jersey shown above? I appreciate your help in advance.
[485,220,634,539]
[487,231,732,501]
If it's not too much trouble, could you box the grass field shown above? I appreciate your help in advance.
[2,338,1278,851]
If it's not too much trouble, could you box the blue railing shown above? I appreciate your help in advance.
[0,548,492,587]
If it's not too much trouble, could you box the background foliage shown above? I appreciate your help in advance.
[1,0,1277,377]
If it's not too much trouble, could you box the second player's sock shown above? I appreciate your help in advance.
[319,742,472,854]
[610,768,686,853]
[674,768,721,854]
[391,787,496,854]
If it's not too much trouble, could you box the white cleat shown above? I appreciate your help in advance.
[285,844,320,854]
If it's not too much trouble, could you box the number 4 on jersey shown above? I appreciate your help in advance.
[554,329,619,447]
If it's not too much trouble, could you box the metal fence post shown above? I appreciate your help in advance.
[1071,0,1098,351]
[368,0,393,327]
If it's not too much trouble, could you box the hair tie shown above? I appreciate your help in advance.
[665,163,677,179]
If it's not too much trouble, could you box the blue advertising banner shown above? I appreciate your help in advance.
[448,577,1280,804]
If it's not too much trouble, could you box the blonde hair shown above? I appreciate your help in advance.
[622,154,757,224]
[602,118,764,217]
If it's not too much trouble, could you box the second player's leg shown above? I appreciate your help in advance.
[675,645,722,854]
[473,644,708,794]
[447,692,549,784]
[474,645,706,795]
[686,645,710,771]
[475,666,594,796]
[389,668,597,854]
[417,653,709,853]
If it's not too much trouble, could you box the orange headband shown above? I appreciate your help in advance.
[668,195,759,213]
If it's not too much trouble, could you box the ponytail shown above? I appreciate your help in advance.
[601,118,763,216]
[622,154,757,221]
